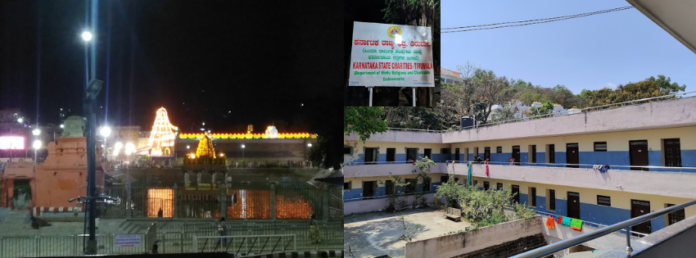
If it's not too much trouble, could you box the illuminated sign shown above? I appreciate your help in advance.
[0,136,24,150]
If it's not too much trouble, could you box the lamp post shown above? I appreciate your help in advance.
[84,79,104,254]
[99,126,110,220]
[241,144,245,158]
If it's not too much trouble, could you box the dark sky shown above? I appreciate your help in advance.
[0,0,342,135]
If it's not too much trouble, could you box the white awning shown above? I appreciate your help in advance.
[627,0,696,55]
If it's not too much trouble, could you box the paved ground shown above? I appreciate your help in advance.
[344,208,472,258]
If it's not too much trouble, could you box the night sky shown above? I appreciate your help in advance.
[1,0,342,135]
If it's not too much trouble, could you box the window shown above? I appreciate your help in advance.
[405,179,417,195]
[406,148,418,163]
[424,149,432,159]
[529,187,537,207]
[385,180,394,195]
[473,180,478,186]
[362,181,377,200]
[440,176,450,183]
[548,144,555,163]
[344,147,352,155]
[441,148,450,155]
[664,139,682,167]
[475,147,479,159]
[529,145,537,163]
[364,148,378,164]
[666,204,685,225]
[484,147,491,161]
[548,189,556,211]
[386,148,396,162]
[496,146,502,153]
[456,148,461,161]
[496,183,503,190]
[594,142,607,152]
[344,182,351,190]
[483,181,490,191]
[597,195,611,206]
[422,177,431,192]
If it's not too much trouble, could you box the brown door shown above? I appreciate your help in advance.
[566,143,579,168]
[484,147,491,161]
[664,139,682,167]
[567,192,580,219]
[631,200,652,235]
[531,145,537,163]
[629,140,649,171]
[455,148,460,162]
[512,146,520,166]
[511,185,520,204]
[362,181,377,200]
[549,144,556,163]
[364,148,377,164]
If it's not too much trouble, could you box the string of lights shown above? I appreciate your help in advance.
[442,6,634,33]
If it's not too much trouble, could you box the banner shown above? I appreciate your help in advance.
[115,234,141,247]
[349,22,434,87]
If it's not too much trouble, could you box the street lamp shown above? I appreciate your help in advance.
[307,143,312,147]
[60,124,64,129]
[32,129,41,136]
[17,118,23,123]
[186,145,190,149]
[81,31,93,42]
[241,144,245,158]
[33,140,41,162]
[100,126,111,138]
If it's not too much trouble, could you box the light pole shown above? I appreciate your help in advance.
[99,126,110,220]
[85,79,104,254]
[241,144,245,158]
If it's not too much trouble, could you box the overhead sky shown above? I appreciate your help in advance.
[441,0,696,94]
[0,0,341,134]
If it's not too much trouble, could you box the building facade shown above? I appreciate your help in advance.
[344,96,696,236]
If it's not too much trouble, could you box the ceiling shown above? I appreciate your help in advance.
[627,0,696,55]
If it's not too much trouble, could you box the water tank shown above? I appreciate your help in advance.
[460,116,474,130]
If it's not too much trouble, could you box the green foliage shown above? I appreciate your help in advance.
[586,75,687,108]
[344,107,388,143]
[441,229,465,236]
[434,175,460,208]
[398,215,424,242]
[436,181,537,231]
[380,174,409,212]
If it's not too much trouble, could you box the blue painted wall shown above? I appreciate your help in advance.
[682,150,696,168]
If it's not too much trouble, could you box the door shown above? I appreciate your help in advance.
[511,185,520,204]
[664,139,682,167]
[629,140,649,171]
[364,148,377,164]
[548,144,555,163]
[483,182,490,191]
[424,149,432,160]
[455,148,460,162]
[406,148,418,163]
[566,143,579,168]
[362,181,377,200]
[549,190,556,210]
[512,146,520,166]
[484,147,491,161]
[530,145,537,163]
[631,200,652,235]
[567,192,580,219]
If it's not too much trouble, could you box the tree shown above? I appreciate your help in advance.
[344,107,388,143]
[491,102,516,123]
[586,75,687,108]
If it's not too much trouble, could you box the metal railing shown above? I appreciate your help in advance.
[511,198,696,257]
[0,233,148,258]
[387,127,446,133]
[532,209,648,238]
[446,160,696,173]
[193,234,296,255]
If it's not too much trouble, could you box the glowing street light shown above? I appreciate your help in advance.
[32,129,41,136]
[241,144,245,158]
[60,124,64,129]
[241,144,245,149]
[17,118,23,123]
[219,153,225,157]
[33,140,42,150]
[307,143,312,147]
[100,126,111,137]
[81,31,93,42]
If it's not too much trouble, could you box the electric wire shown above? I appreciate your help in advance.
[442,6,634,33]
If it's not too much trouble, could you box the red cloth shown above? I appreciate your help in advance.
[485,163,489,177]
[556,216,563,224]
[545,216,555,229]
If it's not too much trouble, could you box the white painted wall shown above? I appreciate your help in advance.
[344,163,449,178]
[448,163,696,199]
[344,193,441,215]
[345,131,443,143]
[405,216,543,258]
[442,97,696,143]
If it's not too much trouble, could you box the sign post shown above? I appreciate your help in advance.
[349,22,434,106]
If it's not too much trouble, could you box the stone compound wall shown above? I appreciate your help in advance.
[405,216,544,258]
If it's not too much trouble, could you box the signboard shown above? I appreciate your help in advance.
[115,234,141,247]
[0,136,24,150]
[349,22,434,87]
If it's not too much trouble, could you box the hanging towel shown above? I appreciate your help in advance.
[545,216,555,229]
[467,161,473,186]
[561,217,572,227]
[570,219,583,231]
[556,216,563,224]
[485,163,489,177]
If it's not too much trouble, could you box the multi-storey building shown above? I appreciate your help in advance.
[344,95,696,236]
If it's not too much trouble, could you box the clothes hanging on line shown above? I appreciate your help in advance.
[545,216,555,229]
[561,217,572,227]
[570,219,583,231]
[599,165,610,173]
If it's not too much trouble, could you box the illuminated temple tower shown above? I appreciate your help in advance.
[145,107,179,156]
[195,132,215,158]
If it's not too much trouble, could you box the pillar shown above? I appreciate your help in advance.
[126,181,132,219]
[270,183,276,220]
[322,186,329,222]
[173,183,178,218]
[220,180,227,218]
[211,172,217,189]
[196,172,201,190]
[184,171,190,188]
